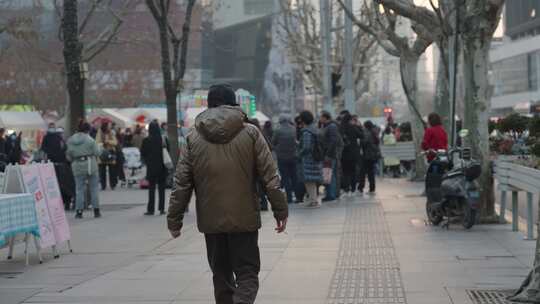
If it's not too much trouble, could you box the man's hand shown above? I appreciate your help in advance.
[275,218,287,233]
[169,230,181,239]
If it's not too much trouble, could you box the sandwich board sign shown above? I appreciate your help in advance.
[38,163,71,244]
[19,165,57,249]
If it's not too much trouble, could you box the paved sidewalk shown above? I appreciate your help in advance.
[0,180,535,304]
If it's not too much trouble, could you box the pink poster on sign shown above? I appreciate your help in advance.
[20,165,56,248]
[38,163,71,244]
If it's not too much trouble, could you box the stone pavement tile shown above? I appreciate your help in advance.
[173,272,215,301]
[405,290,455,304]
[52,276,194,301]
[260,251,286,271]
[175,271,271,301]
[259,270,334,300]
[257,300,326,304]
[0,288,41,304]
[287,236,341,249]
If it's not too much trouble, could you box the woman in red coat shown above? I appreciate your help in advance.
[422,113,448,161]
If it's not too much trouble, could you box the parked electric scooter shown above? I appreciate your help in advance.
[424,130,482,229]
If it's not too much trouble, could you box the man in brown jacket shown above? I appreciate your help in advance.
[167,84,288,304]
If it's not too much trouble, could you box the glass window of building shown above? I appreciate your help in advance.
[528,51,538,91]
[492,52,538,96]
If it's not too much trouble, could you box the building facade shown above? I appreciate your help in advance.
[490,1,540,115]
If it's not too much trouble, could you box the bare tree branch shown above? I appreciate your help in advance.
[79,0,105,34]
[82,1,132,62]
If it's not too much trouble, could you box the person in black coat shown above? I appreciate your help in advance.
[41,123,67,163]
[358,121,381,194]
[340,113,364,195]
[141,121,169,215]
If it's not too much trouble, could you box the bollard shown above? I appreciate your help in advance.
[512,191,519,232]
[526,192,534,240]
[499,190,507,223]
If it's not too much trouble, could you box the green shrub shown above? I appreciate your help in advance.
[529,116,540,138]
[488,120,498,134]
[499,113,530,139]
[531,142,540,158]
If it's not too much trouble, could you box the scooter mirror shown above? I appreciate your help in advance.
[459,129,469,138]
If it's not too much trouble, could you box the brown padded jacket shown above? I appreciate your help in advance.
[167,106,288,234]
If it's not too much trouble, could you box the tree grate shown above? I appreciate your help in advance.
[467,290,517,304]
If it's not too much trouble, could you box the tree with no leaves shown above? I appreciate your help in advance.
[278,0,378,112]
[58,0,133,134]
[371,0,504,220]
[338,0,433,179]
[145,0,197,166]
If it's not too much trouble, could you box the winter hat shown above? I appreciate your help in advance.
[208,83,237,108]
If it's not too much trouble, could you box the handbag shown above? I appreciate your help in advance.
[323,167,333,185]
[162,136,173,170]
[100,149,116,163]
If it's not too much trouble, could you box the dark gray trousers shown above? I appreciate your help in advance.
[204,231,260,304]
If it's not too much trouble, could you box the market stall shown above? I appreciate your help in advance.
[0,111,47,151]
[87,108,135,128]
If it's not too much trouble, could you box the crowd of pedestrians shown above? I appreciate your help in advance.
[0,117,177,220]
[266,109,392,208]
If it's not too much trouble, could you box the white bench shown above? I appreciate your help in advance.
[494,159,540,239]
[380,141,417,161]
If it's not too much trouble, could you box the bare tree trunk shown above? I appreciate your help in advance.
[462,35,495,218]
[510,195,540,302]
[166,89,179,166]
[147,0,196,167]
[63,0,84,134]
[434,54,451,132]
[400,54,426,180]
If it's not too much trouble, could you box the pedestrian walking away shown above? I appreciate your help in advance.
[141,121,169,216]
[358,120,381,194]
[66,120,101,219]
[272,114,298,204]
[340,112,364,195]
[167,83,288,304]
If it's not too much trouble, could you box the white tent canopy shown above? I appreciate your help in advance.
[87,108,135,128]
[0,111,47,131]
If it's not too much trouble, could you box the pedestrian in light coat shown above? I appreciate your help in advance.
[66,121,101,219]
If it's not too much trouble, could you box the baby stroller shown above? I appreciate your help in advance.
[122,147,143,188]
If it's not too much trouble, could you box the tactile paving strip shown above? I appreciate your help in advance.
[327,202,407,304]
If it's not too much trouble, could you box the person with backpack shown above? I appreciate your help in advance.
[297,110,323,208]
[272,114,297,204]
[319,111,343,201]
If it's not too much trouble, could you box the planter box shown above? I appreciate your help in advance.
[494,160,540,193]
